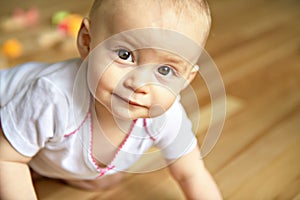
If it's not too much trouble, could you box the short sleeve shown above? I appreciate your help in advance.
[152,100,197,160]
[0,78,68,157]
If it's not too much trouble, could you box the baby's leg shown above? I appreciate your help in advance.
[65,172,126,191]
[30,168,44,180]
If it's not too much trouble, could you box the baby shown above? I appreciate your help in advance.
[0,0,222,199]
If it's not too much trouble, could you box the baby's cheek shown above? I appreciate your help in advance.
[148,104,167,118]
[150,91,176,116]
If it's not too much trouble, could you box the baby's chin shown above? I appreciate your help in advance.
[111,107,148,121]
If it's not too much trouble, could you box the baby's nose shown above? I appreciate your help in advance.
[123,67,155,94]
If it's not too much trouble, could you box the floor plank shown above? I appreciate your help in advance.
[217,107,300,199]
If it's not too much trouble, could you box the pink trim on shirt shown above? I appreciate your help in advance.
[88,111,103,173]
[89,116,138,177]
[64,110,90,137]
[143,118,156,141]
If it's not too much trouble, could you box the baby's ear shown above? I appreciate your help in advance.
[77,18,91,59]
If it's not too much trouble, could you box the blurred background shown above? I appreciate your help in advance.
[0,0,299,199]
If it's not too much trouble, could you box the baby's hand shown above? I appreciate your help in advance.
[0,126,37,199]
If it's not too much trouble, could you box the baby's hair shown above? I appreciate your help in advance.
[89,0,211,38]
[89,0,210,17]
[89,0,211,46]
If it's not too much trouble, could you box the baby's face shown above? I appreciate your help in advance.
[83,0,208,119]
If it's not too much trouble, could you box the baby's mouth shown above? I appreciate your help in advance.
[113,93,148,108]
[128,100,147,108]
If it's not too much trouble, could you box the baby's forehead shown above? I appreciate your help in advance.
[90,0,210,45]
[91,0,209,18]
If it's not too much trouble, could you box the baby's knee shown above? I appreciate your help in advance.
[65,172,125,191]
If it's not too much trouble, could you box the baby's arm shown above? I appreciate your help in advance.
[0,126,37,200]
[168,146,223,200]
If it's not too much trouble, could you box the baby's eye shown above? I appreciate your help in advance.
[157,65,175,77]
[117,49,133,62]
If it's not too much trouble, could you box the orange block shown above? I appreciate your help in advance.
[1,38,23,59]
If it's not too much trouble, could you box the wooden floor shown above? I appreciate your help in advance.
[1,0,300,199]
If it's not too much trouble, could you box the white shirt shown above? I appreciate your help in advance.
[0,59,196,180]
